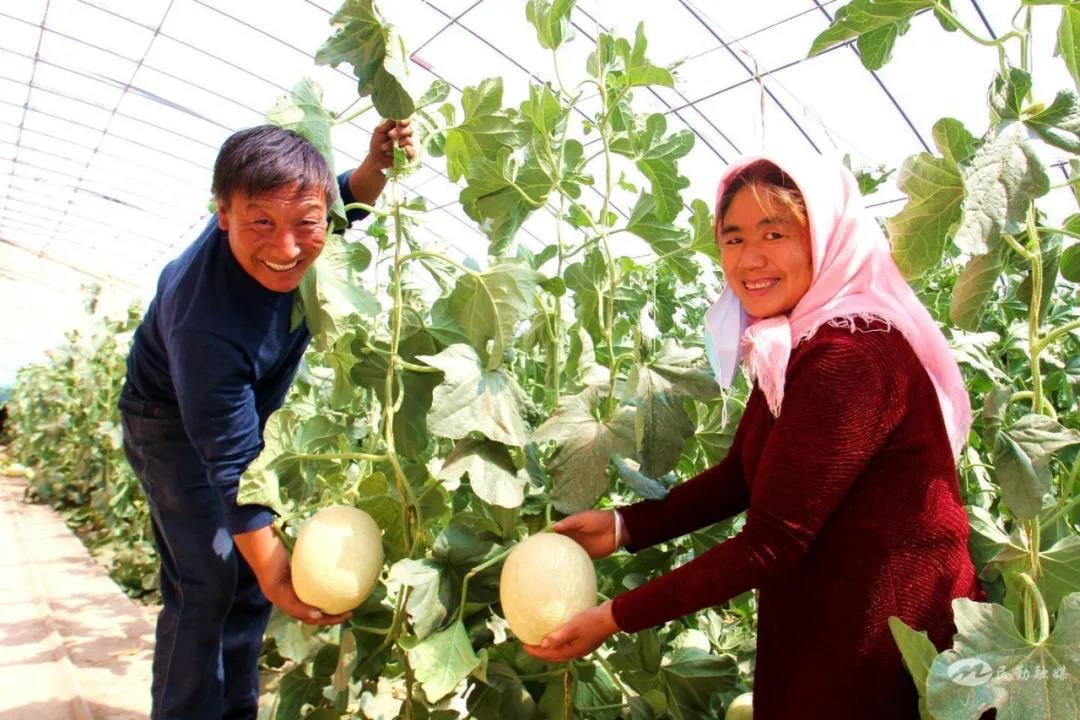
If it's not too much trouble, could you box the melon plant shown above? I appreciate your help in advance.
[292,505,384,614]
[4,0,1080,718]
[499,532,597,645]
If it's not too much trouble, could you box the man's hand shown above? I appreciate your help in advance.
[348,118,416,206]
[550,510,627,559]
[232,525,350,626]
[522,600,620,664]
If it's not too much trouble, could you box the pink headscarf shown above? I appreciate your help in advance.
[704,154,972,458]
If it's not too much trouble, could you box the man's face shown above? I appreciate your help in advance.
[217,183,329,293]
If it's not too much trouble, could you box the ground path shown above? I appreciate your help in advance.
[1,472,154,720]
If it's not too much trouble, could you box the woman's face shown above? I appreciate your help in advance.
[718,184,813,318]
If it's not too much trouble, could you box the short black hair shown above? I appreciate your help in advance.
[212,125,337,209]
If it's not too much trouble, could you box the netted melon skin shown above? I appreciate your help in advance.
[292,505,384,614]
[499,532,597,645]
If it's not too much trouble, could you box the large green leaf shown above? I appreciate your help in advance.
[994,414,1080,519]
[954,121,1050,255]
[1062,241,1080,282]
[950,249,1004,331]
[1025,90,1080,153]
[418,344,530,447]
[925,594,1080,719]
[390,524,494,640]
[624,115,694,223]
[564,250,609,339]
[889,616,940,720]
[525,0,577,50]
[532,387,636,512]
[438,438,527,509]
[447,263,541,370]
[460,148,554,255]
[808,0,936,57]
[887,150,964,279]
[408,620,482,701]
[587,23,675,89]
[658,648,739,720]
[315,0,415,119]
[444,78,530,183]
[1041,535,1080,620]
[1060,4,1080,91]
[856,17,912,71]
[626,194,699,283]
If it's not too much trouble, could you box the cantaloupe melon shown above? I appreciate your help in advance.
[291,505,383,614]
[725,692,753,720]
[499,532,597,645]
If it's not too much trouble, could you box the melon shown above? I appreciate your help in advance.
[291,505,384,614]
[725,692,753,720]
[499,532,597,645]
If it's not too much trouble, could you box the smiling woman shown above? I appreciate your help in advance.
[717,161,813,319]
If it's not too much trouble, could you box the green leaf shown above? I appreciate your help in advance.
[448,263,542,370]
[950,250,1004,331]
[925,594,1080,719]
[564,250,608,338]
[990,67,1032,122]
[588,24,675,90]
[1060,4,1080,91]
[626,194,699,283]
[688,198,721,263]
[315,0,415,119]
[409,620,482,701]
[887,151,964,279]
[532,387,637,512]
[465,662,538,720]
[629,361,695,479]
[954,121,1050,255]
[809,0,935,57]
[418,344,530,447]
[1025,90,1080,153]
[417,78,451,109]
[459,148,553,255]
[444,78,528,183]
[934,117,979,166]
[438,438,527,509]
[1041,536,1080,619]
[612,453,669,500]
[994,414,1080,519]
[355,472,408,561]
[658,648,739,720]
[1062,241,1080,282]
[856,17,911,71]
[889,616,938,720]
[632,115,694,223]
[525,0,577,50]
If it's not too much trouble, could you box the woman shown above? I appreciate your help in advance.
[525,155,983,719]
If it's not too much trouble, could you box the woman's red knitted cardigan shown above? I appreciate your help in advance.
[611,320,983,720]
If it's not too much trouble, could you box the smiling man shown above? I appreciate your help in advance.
[119,121,412,720]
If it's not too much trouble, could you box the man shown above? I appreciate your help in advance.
[120,119,413,719]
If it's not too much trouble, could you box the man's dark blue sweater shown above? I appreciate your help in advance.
[122,171,365,535]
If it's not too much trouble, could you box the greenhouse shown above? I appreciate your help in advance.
[1,1,1078,718]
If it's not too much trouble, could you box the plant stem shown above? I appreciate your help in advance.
[1018,572,1049,643]
[334,103,374,125]
[385,179,423,556]
[1035,318,1080,355]
[1024,205,1046,423]
[292,451,388,463]
[597,61,620,419]
[456,544,515,623]
[343,201,386,217]
[933,2,1024,48]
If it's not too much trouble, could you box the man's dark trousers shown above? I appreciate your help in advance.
[120,392,271,720]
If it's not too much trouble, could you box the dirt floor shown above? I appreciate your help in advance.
[0,472,154,720]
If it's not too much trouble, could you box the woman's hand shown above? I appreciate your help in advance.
[551,510,626,559]
[522,600,620,663]
[232,525,351,626]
